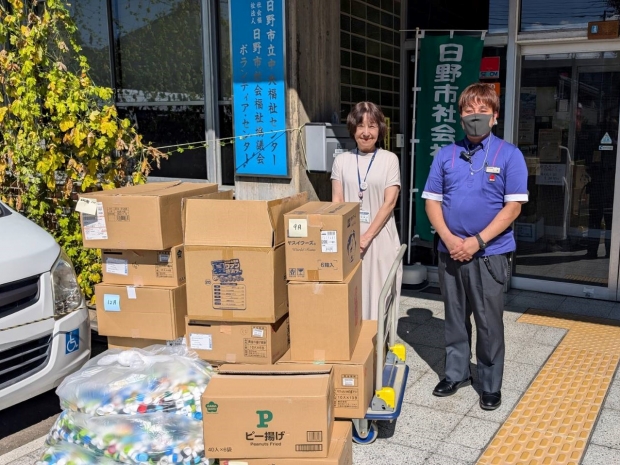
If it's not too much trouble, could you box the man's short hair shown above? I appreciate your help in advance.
[458,83,500,114]
[346,101,387,141]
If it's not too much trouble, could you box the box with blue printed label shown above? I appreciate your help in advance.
[284,202,360,282]
[185,245,287,323]
[95,283,187,340]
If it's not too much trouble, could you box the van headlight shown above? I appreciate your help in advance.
[51,250,83,317]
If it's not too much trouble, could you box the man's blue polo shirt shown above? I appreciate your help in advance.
[422,135,529,256]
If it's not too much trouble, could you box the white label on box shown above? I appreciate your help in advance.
[252,327,265,338]
[190,333,212,350]
[126,286,137,299]
[106,257,128,276]
[288,219,308,238]
[83,202,108,240]
[321,230,338,253]
[75,197,98,215]
[342,377,356,387]
[158,252,170,263]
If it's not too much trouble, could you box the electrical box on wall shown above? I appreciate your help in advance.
[303,123,356,172]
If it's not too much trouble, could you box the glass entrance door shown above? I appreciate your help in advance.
[512,52,620,299]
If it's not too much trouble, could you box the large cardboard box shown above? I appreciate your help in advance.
[220,422,352,465]
[95,283,187,340]
[284,202,360,282]
[279,320,376,419]
[185,245,287,323]
[288,263,362,361]
[80,181,218,250]
[101,245,186,286]
[184,193,308,248]
[202,365,334,459]
[185,315,289,364]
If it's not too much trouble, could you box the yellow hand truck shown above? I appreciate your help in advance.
[351,244,409,444]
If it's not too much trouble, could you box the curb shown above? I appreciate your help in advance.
[0,435,46,465]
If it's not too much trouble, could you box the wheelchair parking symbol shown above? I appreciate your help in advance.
[65,328,79,354]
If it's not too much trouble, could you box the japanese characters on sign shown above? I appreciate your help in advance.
[230,0,288,177]
[414,35,483,242]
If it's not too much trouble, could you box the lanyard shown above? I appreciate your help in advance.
[356,148,378,200]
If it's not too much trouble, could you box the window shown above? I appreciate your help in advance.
[521,0,613,32]
[489,0,509,34]
[112,0,204,103]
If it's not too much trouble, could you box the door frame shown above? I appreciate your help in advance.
[509,41,620,301]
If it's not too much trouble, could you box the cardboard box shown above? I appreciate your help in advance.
[101,245,186,286]
[284,202,360,282]
[220,421,352,465]
[288,263,362,362]
[185,315,289,364]
[183,193,308,248]
[202,365,334,459]
[106,336,185,350]
[185,244,287,323]
[278,320,375,419]
[80,181,218,250]
[95,283,187,340]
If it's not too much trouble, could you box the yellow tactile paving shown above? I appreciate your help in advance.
[477,308,620,465]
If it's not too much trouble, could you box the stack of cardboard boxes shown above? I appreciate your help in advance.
[78,182,224,347]
[80,186,376,464]
[281,202,377,421]
[182,193,307,365]
[199,201,375,464]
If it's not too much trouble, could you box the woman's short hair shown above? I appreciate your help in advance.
[346,102,387,142]
[458,83,500,114]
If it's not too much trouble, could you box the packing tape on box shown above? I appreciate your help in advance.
[131,329,141,338]
[225,353,237,363]
[308,270,320,281]
[219,326,232,334]
[313,349,326,363]
[222,248,234,260]
[311,283,324,295]
[222,310,236,320]
[308,214,323,228]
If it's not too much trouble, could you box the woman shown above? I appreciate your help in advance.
[331,102,402,320]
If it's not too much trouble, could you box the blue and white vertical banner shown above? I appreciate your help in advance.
[230,0,289,177]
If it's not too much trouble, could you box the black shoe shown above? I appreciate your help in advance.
[480,391,502,410]
[432,377,472,397]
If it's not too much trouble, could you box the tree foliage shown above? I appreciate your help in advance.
[0,0,164,301]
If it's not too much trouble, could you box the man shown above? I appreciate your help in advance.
[421,83,528,410]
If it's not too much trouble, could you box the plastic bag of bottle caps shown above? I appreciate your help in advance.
[56,345,213,419]
[36,441,118,465]
[47,410,211,464]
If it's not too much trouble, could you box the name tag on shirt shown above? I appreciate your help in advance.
[360,210,371,223]
[486,166,501,174]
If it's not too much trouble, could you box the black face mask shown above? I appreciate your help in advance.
[461,113,493,137]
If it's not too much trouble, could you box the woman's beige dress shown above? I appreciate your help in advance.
[331,148,403,320]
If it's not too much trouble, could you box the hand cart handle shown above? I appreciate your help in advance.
[376,244,407,390]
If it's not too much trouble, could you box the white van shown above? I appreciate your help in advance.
[0,201,91,410]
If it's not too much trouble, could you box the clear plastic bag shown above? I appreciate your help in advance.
[36,442,118,465]
[47,410,210,464]
[56,345,213,418]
